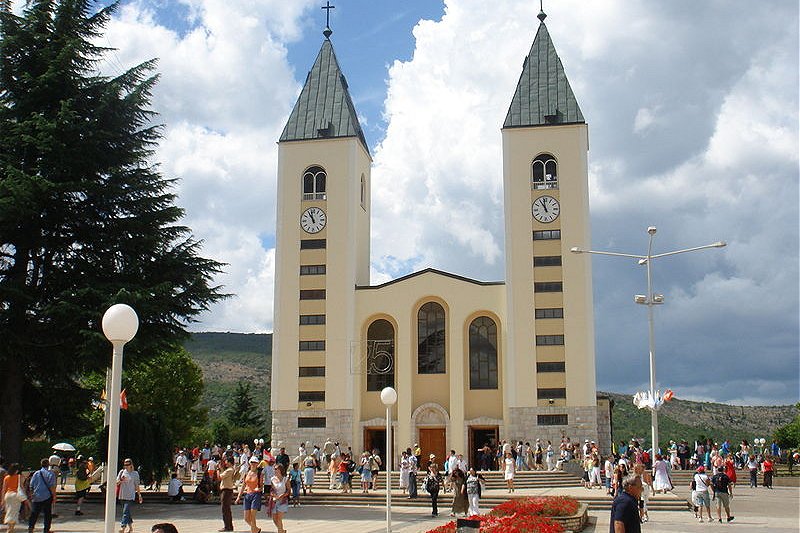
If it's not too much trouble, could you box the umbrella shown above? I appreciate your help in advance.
[52,442,76,452]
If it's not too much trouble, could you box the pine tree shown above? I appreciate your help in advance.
[226,382,263,428]
[0,1,226,462]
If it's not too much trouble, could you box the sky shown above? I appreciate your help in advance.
[12,0,798,406]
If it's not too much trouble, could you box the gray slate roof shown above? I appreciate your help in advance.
[280,39,369,153]
[503,21,584,128]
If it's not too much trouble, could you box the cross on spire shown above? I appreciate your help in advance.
[538,0,547,22]
[322,1,335,38]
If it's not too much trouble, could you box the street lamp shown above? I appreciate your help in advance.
[101,304,139,533]
[380,386,398,532]
[571,226,725,455]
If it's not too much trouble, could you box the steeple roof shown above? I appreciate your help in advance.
[280,39,369,153]
[503,21,584,128]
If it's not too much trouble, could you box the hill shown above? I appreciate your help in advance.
[604,391,797,447]
[183,332,272,426]
[182,333,795,445]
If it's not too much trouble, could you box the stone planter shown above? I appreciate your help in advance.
[547,502,588,532]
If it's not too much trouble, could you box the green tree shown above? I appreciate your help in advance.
[773,404,800,450]
[125,347,207,443]
[226,382,263,428]
[0,1,226,462]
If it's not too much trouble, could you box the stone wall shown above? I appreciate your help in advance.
[596,395,613,456]
[506,405,598,446]
[270,409,354,449]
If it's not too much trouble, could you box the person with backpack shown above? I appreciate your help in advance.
[424,464,442,517]
[74,456,91,516]
[369,449,382,490]
[711,465,735,523]
[28,458,56,533]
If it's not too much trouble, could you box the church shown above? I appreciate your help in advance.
[270,8,609,466]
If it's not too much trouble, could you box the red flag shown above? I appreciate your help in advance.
[120,389,129,410]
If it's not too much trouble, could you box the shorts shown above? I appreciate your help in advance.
[695,491,710,507]
[716,492,731,513]
[243,491,262,511]
[274,498,289,513]
[76,488,89,499]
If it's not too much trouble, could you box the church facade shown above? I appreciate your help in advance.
[270,12,602,465]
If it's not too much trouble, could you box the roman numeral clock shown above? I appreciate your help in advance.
[532,195,560,223]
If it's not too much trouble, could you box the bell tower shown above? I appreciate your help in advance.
[501,10,597,442]
[271,29,371,446]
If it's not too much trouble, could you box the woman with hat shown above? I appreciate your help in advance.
[235,456,262,533]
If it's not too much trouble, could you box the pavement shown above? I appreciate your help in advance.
[7,484,798,533]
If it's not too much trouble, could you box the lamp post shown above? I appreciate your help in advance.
[571,226,725,455]
[101,304,139,533]
[380,386,398,532]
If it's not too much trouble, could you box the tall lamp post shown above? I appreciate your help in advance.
[101,304,139,533]
[571,226,725,454]
[380,386,397,532]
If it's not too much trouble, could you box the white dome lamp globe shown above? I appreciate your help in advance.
[102,303,139,343]
[380,386,398,406]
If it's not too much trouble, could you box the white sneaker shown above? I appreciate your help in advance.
[698,517,704,522]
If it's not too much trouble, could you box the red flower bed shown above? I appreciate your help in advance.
[424,496,579,533]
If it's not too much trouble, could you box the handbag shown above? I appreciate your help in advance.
[16,474,28,502]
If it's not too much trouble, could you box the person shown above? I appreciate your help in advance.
[369,449,382,490]
[407,451,418,499]
[603,455,615,495]
[193,473,213,503]
[2,463,25,533]
[711,465,735,523]
[651,454,672,493]
[609,473,642,533]
[337,455,351,494]
[289,462,302,506]
[612,463,628,497]
[746,455,759,487]
[762,455,774,489]
[632,462,651,523]
[359,452,372,493]
[167,473,184,502]
[449,467,468,517]
[235,456,262,533]
[545,440,555,471]
[302,453,316,493]
[327,453,340,491]
[465,467,485,517]
[275,448,290,474]
[424,464,442,517]
[399,451,411,493]
[59,456,71,490]
[693,466,713,523]
[218,456,235,531]
[116,458,142,533]
[270,464,290,533]
[74,456,91,515]
[151,523,179,533]
[503,451,515,493]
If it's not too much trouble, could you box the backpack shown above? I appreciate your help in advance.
[76,466,89,481]
[425,474,440,492]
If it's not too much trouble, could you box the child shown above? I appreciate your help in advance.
[289,463,302,507]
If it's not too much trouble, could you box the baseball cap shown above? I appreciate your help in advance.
[696,466,705,472]
[249,456,260,463]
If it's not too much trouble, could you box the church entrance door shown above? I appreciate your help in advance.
[363,427,394,470]
[419,427,446,468]
[469,426,499,470]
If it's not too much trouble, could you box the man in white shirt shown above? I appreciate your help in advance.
[175,451,188,479]
[167,473,184,502]
[456,454,468,473]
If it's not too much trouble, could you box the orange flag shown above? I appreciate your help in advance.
[120,389,129,410]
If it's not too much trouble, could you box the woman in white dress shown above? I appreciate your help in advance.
[503,451,515,493]
[652,454,672,493]
[399,451,411,493]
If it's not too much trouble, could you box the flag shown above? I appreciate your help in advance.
[120,389,129,410]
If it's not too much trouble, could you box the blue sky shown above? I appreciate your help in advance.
[14,0,797,406]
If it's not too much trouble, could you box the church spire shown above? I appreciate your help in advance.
[279,23,368,153]
[503,13,584,128]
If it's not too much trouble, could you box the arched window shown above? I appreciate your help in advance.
[418,302,446,374]
[469,316,498,389]
[303,166,326,200]
[367,319,394,391]
[532,154,557,190]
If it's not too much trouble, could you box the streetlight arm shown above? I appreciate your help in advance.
[649,242,727,259]
[570,248,647,260]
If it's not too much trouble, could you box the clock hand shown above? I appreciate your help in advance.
[542,200,548,213]
[310,212,316,223]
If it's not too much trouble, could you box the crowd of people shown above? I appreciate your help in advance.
[0,434,794,533]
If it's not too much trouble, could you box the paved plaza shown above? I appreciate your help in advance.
[9,484,798,533]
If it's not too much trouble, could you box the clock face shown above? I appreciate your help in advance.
[532,195,560,223]
[300,207,327,233]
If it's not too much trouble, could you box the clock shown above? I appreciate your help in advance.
[300,207,326,233]
[532,195,560,223]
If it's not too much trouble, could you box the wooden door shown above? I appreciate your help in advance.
[419,427,446,468]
